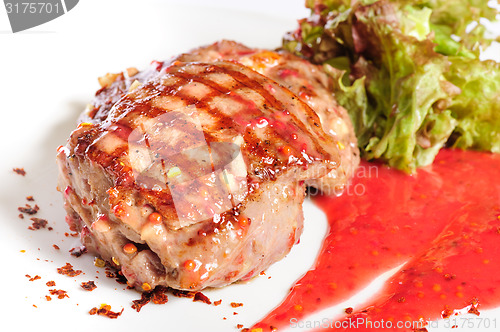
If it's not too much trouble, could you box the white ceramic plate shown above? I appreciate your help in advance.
[0,1,498,332]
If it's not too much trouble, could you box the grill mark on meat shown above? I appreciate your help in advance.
[170,64,308,165]
[207,63,330,157]
[160,69,274,163]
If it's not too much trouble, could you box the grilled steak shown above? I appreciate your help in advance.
[57,59,341,291]
[82,41,359,192]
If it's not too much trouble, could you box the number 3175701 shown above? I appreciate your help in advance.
[444,317,497,329]
[5,2,62,14]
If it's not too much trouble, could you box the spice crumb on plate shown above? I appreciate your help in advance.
[28,217,48,230]
[89,304,124,319]
[18,204,39,215]
[25,274,41,281]
[231,302,243,308]
[57,263,82,277]
[49,289,69,299]
[193,292,211,305]
[81,281,97,291]
[13,168,26,176]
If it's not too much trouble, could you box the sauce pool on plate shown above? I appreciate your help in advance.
[253,149,500,331]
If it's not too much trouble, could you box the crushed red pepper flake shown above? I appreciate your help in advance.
[18,213,24,219]
[233,312,238,315]
[237,324,244,329]
[468,306,480,316]
[468,298,480,316]
[52,244,60,250]
[441,306,453,319]
[89,304,124,319]
[13,168,26,176]
[18,204,39,215]
[46,281,56,287]
[194,292,211,305]
[345,307,354,314]
[151,286,169,304]
[131,292,152,312]
[231,302,243,308]
[57,263,82,277]
[213,299,222,306]
[49,289,69,299]
[81,281,97,291]
[45,295,52,301]
[26,196,34,201]
[28,217,48,230]
[25,274,41,281]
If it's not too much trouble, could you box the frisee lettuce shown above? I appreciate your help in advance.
[284,0,500,172]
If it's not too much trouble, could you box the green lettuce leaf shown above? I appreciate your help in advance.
[446,57,500,152]
[285,0,499,172]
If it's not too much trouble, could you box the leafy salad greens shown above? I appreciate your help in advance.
[284,0,500,172]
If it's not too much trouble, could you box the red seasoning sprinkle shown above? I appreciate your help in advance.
[52,244,60,250]
[89,304,124,319]
[213,299,222,306]
[18,213,24,219]
[193,292,211,305]
[18,204,39,215]
[237,324,244,329]
[132,292,152,312]
[49,289,69,299]
[231,302,243,308]
[28,218,48,230]
[26,196,34,201]
[81,281,97,291]
[57,263,82,277]
[13,168,26,176]
[46,281,56,287]
[151,286,169,304]
[25,274,41,282]
[45,296,52,301]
